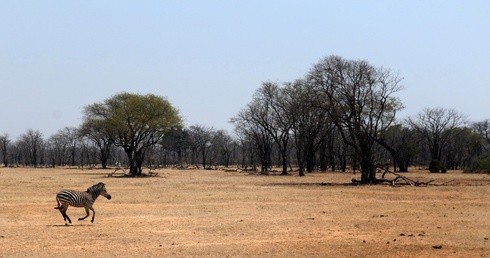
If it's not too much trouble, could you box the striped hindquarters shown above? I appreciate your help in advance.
[56,190,93,208]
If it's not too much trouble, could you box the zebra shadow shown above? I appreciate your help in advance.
[47,224,95,227]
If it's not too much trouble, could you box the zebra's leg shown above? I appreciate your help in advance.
[55,198,65,221]
[78,207,90,221]
[56,204,64,219]
[61,205,72,225]
[90,207,96,223]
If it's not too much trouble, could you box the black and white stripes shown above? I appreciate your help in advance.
[55,182,112,225]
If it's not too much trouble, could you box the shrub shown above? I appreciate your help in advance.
[429,160,446,173]
[464,154,490,174]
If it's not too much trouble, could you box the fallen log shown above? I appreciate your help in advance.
[352,165,435,187]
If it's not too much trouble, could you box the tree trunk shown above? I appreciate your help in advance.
[429,159,442,173]
[135,158,143,176]
[71,149,76,167]
[125,148,142,177]
[258,143,271,174]
[100,145,111,169]
[296,145,306,176]
[340,155,347,172]
[398,160,409,172]
[128,159,143,176]
[305,146,316,173]
[319,141,328,171]
[398,165,408,172]
[201,149,207,169]
[129,159,137,176]
[280,149,288,175]
[360,158,376,184]
[430,142,442,173]
[101,157,108,169]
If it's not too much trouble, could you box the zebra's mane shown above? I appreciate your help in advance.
[86,182,105,193]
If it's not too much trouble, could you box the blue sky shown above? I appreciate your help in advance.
[1,1,489,139]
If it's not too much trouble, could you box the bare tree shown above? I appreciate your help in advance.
[211,130,236,168]
[18,129,44,167]
[232,110,274,174]
[79,119,114,169]
[283,79,331,175]
[0,134,10,167]
[233,128,258,171]
[188,125,214,169]
[160,128,190,167]
[472,119,490,152]
[58,127,80,167]
[407,107,466,172]
[444,127,485,169]
[308,55,403,184]
[235,82,292,175]
[377,124,419,172]
[319,126,347,172]
[47,132,68,167]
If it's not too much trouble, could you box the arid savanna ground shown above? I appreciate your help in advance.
[0,167,489,257]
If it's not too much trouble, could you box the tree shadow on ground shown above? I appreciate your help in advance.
[266,182,354,187]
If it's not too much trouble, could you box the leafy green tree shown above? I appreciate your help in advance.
[83,93,182,176]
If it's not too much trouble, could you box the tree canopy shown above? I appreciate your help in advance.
[82,92,182,176]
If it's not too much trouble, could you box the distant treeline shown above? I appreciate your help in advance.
[1,56,489,178]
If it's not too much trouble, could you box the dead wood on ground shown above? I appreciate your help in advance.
[352,165,435,187]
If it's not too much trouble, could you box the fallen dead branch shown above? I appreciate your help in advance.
[377,174,434,187]
[352,165,435,187]
[107,166,158,177]
[380,166,434,186]
[108,166,129,177]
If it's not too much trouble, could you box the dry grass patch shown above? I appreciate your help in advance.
[0,167,489,257]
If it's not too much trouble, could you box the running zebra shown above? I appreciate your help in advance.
[55,182,112,225]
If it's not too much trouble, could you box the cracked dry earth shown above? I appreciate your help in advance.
[0,167,489,257]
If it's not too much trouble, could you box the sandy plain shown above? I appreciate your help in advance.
[0,167,489,257]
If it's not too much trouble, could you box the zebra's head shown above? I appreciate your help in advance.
[87,182,112,200]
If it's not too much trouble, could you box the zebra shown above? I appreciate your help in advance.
[54,182,112,225]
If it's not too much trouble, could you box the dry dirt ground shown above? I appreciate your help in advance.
[0,167,489,257]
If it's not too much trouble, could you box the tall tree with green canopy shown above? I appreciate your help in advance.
[82,92,182,176]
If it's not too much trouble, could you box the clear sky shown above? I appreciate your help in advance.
[1,1,489,139]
